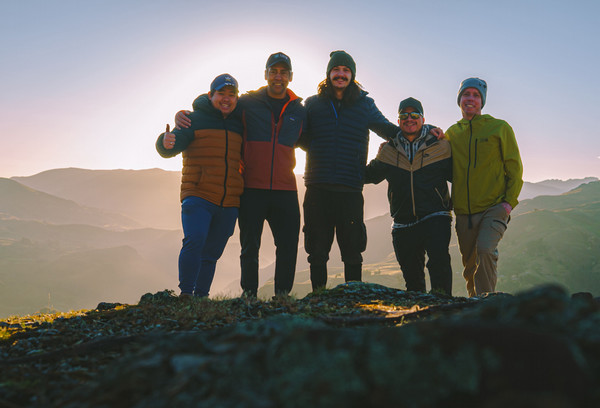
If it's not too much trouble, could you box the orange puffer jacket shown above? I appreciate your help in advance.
[156,94,244,207]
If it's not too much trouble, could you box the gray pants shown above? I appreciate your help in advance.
[455,203,509,297]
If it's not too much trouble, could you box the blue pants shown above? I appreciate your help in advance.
[178,196,238,297]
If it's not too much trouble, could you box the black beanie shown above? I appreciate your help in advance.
[327,50,356,78]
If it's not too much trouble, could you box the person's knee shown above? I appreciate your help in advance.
[341,254,362,265]
[274,234,299,252]
[427,242,451,260]
[181,235,206,251]
[476,245,498,259]
[240,243,260,258]
[308,253,329,265]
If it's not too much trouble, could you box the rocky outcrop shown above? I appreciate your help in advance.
[1,284,598,407]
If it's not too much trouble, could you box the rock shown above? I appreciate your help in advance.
[96,302,123,311]
[139,289,177,305]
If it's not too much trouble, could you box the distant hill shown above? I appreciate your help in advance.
[513,179,600,214]
[497,181,600,294]
[0,219,176,317]
[519,177,598,200]
[0,178,139,229]
[13,168,392,230]
[0,216,248,318]
[0,244,171,315]
[4,168,598,316]
[13,168,594,229]
[13,168,182,230]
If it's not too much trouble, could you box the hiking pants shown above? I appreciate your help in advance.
[455,203,510,297]
[303,187,366,290]
[239,188,300,296]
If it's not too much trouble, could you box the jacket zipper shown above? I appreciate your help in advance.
[330,100,339,175]
[467,121,473,216]
[410,141,426,218]
[434,187,444,206]
[220,120,229,207]
[410,162,416,217]
[269,113,277,189]
[269,98,292,190]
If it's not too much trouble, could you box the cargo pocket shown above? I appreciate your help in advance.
[490,204,509,234]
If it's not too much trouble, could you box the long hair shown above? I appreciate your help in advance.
[317,77,364,105]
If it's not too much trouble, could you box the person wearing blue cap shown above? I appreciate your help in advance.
[175,53,306,299]
[446,77,523,297]
[156,73,243,298]
[365,97,453,295]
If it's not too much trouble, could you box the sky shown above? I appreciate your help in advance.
[1,0,599,182]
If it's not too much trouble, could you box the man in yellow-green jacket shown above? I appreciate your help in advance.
[446,78,523,297]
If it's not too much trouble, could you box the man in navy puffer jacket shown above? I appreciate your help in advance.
[297,50,399,291]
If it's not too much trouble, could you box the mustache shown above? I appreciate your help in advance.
[332,76,349,82]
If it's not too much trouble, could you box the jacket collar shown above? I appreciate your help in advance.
[247,86,301,103]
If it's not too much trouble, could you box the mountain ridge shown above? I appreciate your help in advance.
[2,169,599,317]
[0,178,139,229]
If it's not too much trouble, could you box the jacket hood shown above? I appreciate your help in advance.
[192,93,240,117]
[314,86,369,101]
[192,93,211,112]
[456,113,494,125]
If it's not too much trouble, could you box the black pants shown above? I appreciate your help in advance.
[239,188,300,296]
[303,186,367,290]
[392,215,452,295]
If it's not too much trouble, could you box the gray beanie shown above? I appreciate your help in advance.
[327,50,356,78]
[457,77,487,107]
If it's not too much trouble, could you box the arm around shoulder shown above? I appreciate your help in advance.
[364,158,387,184]
[367,97,397,140]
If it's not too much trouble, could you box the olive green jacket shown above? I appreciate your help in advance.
[446,114,523,215]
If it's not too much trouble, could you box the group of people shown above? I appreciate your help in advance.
[155,50,523,300]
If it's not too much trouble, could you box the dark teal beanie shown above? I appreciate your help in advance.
[327,50,356,78]
[457,77,487,108]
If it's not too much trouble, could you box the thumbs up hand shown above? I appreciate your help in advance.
[163,124,176,150]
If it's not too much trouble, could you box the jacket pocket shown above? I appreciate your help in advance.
[475,137,500,167]
[279,115,303,147]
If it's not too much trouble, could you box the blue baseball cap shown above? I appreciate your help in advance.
[210,73,239,94]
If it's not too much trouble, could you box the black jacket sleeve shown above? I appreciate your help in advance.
[364,159,387,185]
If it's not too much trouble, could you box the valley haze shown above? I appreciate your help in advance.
[1,168,598,318]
